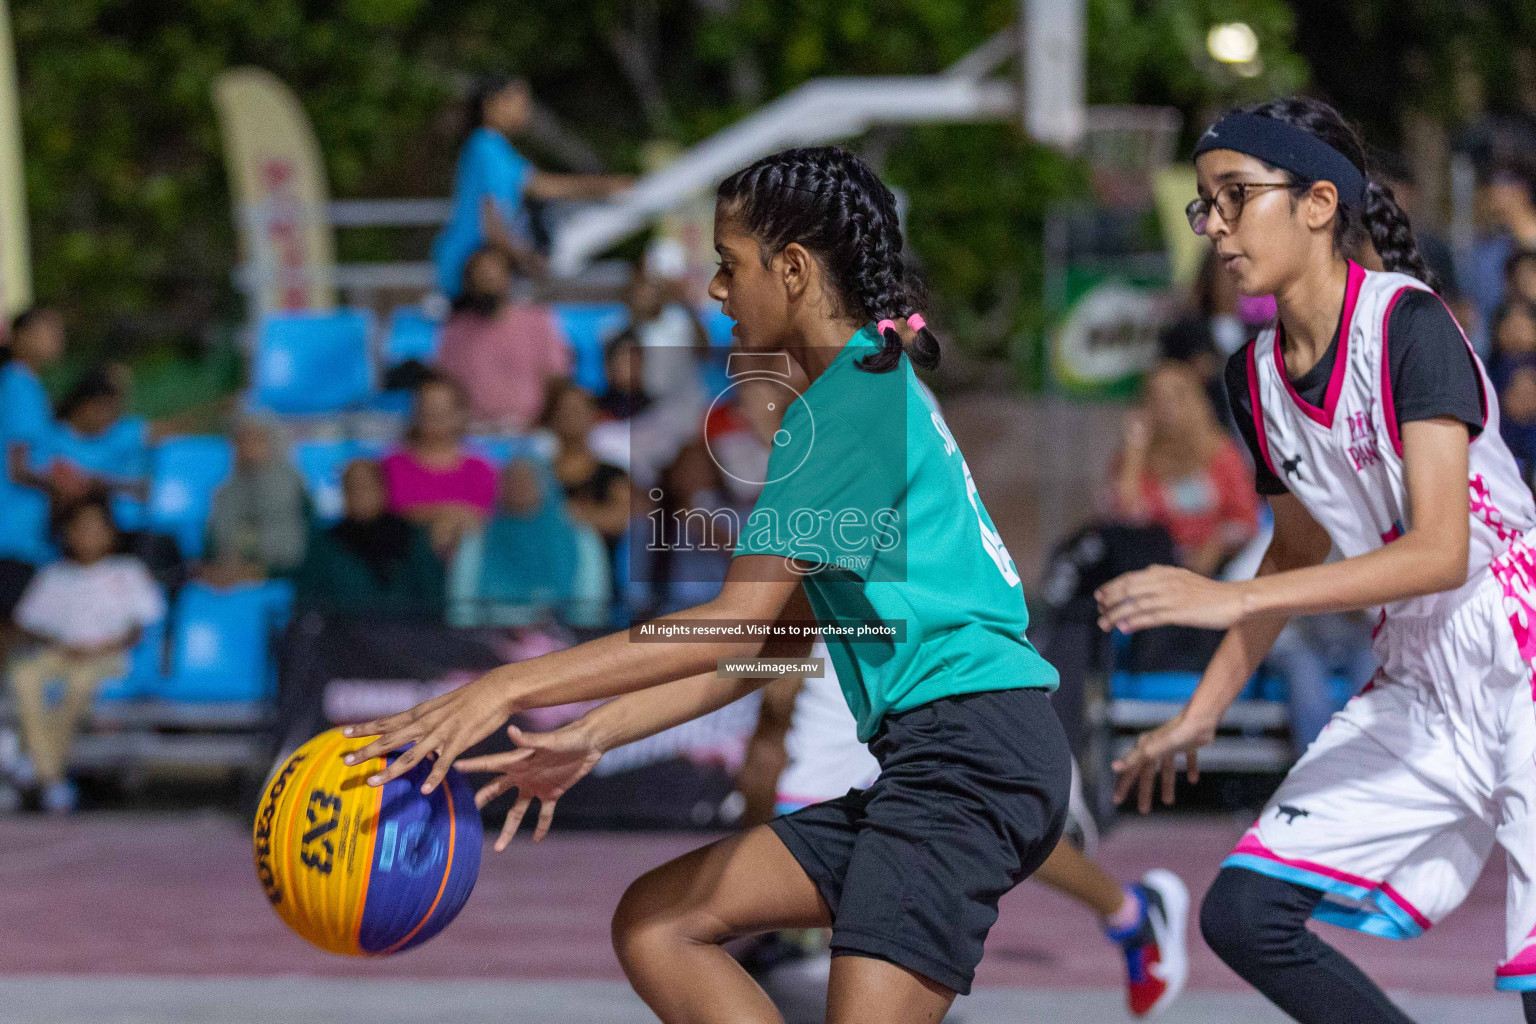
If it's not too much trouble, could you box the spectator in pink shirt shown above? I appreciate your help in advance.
[437,245,570,432]
[381,376,497,555]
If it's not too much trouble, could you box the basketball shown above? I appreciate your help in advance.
[252,727,482,956]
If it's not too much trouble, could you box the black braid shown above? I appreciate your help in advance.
[717,146,939,372]
[1230,97,1440,291]
[1362,180,1439,291]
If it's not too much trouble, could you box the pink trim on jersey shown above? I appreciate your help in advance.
[1379,882,1434,932]
[1245,342,1277,478]
[1232,831,1378,889]
[1380,288,1490,458]
[1231,830,1432,931]
[1379,285,1413,458]
[1274,259,1364,428]
[1499,944,1536,979]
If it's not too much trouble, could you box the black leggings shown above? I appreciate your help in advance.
[1203,867,1536,1024]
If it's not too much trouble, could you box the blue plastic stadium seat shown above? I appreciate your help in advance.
[552,303,629,395]
[147,436,234,560]
[158,581,294,702]
[383,306,443,367]
[291,438,390,523]
[252,309,375,414]
[95,612,168,702]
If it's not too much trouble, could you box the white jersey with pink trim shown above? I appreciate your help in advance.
[1232,261,1536,990]
[1246,260,1536,621]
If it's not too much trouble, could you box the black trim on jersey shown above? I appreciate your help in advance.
[1226,347,1288,496]
[1225,290,1484,498]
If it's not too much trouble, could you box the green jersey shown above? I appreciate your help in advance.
[734,325,1058,741]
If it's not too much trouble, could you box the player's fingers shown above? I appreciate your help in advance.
[365,740,431,787]
[1186,748,1200,785]
[497,795,532,852]
[458,748,535,774]
[474,774,518,810]
[1161,756,1176,805]
[343,699,439,741]
[532,798,558,842]
[1112,763,1138,804]
[1137,764,1156,815]
[344,721,428,765]
[417,738,461,794]
[507,724,566,750]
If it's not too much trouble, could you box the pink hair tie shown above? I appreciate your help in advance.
[906,313,927,332]
[876,319,898,335]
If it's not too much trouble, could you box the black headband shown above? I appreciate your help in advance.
[1194,112,1368,209]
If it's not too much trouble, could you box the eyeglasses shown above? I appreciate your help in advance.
[1186,182,1293,234]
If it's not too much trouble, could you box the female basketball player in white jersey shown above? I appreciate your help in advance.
[1102,96,1536,1024]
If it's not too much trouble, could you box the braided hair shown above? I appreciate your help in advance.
[1230,98,1439,292]
[716,146,938,373]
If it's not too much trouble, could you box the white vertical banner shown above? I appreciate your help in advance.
[1020,0,1085,153]
[0,0,31,319]
[212,67,336,318]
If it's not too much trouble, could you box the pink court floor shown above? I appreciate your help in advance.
[0,813,1521,1022]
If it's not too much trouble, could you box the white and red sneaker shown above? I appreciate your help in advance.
[1107,869,1189,1018]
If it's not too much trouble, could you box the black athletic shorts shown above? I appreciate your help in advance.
[768,687,1070,995]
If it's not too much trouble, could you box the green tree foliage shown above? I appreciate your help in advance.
[11,0,1303,367]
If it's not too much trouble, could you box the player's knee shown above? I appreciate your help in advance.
[1201,868,1310,974]
[611,869,714,969]
[1201,869,1275,971]
[1199,879,1252,968]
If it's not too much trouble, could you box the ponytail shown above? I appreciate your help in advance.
[1362,180,1440,291]
[718,145,941,375]
[867,314,941,373]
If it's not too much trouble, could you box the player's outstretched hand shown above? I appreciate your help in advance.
[1096,564,1247,633]
[1112,711,1213,814]
[341,669,514,794]
[458,723,604,849]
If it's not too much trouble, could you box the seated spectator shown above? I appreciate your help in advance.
[1268,612,1377,755]
[382,375,497,555]
[542,379,630,555]
[1111,360,1260,576]
[659,441,734,613]
[624,244,711,416]
[44,366,150,521]
[0,307,66,579]
[437,245,570,431]
[1035,362,1259,756]
[1492,301,1536,379]
[595,327,701,492]
[449,457,611,627]
[9,496,165,812]
[1508,249,1536,308]
[204,415,308,587]
[296,460,444,619]
[1501,356,1536,487]
[595,330,652,422]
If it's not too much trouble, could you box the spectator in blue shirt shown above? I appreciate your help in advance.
[0,307,66,574]
[1469,159,1536,359]
[43,366,152,528]
[431,76,631,297]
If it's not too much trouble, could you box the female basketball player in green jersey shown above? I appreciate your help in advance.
[344,146,1069,1024]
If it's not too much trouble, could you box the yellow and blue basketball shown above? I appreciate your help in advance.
[252,727,482,956]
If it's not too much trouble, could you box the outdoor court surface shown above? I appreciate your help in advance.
[1,813,1520,1023]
